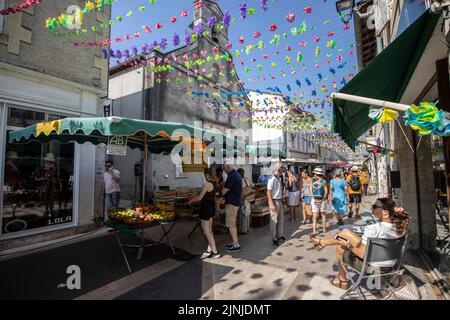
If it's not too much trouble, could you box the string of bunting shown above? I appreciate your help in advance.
[1,0,42,16]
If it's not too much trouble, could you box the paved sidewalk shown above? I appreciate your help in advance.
[0,196,441,300]
[117,196,439,300]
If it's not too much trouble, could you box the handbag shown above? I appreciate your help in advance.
[379,273,422,300]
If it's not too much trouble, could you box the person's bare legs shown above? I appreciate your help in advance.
[312,212,318,235]
[302,203,307,223]
[289,206,296,221]
[229,224,239,246]
[202,219,217,253]
[321,212,327,233]
[348,201,353,217]
[310,236,349,284]
[336,245,349,283]
[355,202,361,218]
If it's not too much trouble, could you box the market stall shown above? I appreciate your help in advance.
[8,116,223,271]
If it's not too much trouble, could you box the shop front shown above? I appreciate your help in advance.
[0,104,79,239]
[0,65,102,248]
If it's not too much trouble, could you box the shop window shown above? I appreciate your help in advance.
[2,107,75,235]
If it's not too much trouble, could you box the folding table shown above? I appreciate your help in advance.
[104,219,178,273]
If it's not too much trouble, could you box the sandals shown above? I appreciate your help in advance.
[310,234,325,251]
[329,276,349,290]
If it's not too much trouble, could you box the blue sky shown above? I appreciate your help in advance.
[109,0,358,130]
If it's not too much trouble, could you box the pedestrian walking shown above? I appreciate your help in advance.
[329,169,348,226]
[103,160,121,220]
[287,170,301,221]
[237,168,254,234]
[311,167,328,236]
[360,168,371,196]
[222,162,243,253]
[346,166,363,219]
[267,162,287,246]
[301,170,313,224]
[188,168,220,259]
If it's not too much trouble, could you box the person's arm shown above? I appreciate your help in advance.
[267,189,275,211]
[188,182,212,204]
[112,170,120,183]
[328,182,334,204]
[346,177,350,200]
[267,178,275,211]
[222,176,232,195]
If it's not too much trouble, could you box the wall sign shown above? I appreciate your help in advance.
[106,135,128,156]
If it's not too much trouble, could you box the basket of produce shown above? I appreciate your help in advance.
[108,208,134,224]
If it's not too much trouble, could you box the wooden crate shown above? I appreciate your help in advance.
[251,214,270,228]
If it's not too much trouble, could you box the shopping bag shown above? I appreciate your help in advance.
[379,274,422,300]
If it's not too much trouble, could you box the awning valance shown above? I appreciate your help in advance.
[333,10,441,150]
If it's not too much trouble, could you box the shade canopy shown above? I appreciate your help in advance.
[332,10,441,150]
[8,117,225,154]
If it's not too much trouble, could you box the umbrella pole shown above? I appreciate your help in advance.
[142,133,148,203]
[331,92,410,112]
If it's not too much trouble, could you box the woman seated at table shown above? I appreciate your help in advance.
[310,198,409,290]
[188,168,220,259]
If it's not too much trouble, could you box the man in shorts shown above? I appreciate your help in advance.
[346,166,362,219]
[311,167,328,235]
[222,162,243,253]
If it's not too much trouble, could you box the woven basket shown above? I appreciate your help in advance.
[123,219,159,229]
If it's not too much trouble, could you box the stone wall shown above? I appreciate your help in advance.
[394,122,437,252]
[0,0,110,90]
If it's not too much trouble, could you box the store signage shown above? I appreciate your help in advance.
[182,163,207,173]
[106,135,128,156]
[48,215,72,226]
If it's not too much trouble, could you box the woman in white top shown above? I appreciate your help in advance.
[310,198,409,290]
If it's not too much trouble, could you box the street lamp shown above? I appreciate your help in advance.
[335,0,355,25]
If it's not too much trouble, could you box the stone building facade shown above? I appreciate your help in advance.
[0,0,110,250]
[109,0,252,200]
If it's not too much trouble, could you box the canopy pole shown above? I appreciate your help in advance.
[142,133,148,203]
[331,92,410,112]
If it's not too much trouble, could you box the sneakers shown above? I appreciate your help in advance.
[272,239,280,246]
[202,249,212,257]
[206,252,221,259]
[225,244,241,253]
[278,236,286,242]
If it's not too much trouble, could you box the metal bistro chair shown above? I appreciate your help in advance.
[340,235,407,300]
[435,202,450,255]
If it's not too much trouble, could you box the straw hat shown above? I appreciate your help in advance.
[43,153,56,162]
[351,166,359,172]
[6,151,18,160]
[313,167,323,175]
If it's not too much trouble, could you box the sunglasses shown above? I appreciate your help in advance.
[372,203,383,210]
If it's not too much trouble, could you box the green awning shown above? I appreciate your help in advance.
[8,117,224,154]
[333,10,441,150]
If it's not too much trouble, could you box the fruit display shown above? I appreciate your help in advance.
[109,203,175,227]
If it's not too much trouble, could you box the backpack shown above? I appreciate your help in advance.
[312,178,326,198]
[349,175,361,192]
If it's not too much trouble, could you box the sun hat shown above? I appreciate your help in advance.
[312,167,323,175]
[351,166,359,172]
[43,153,56,162]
